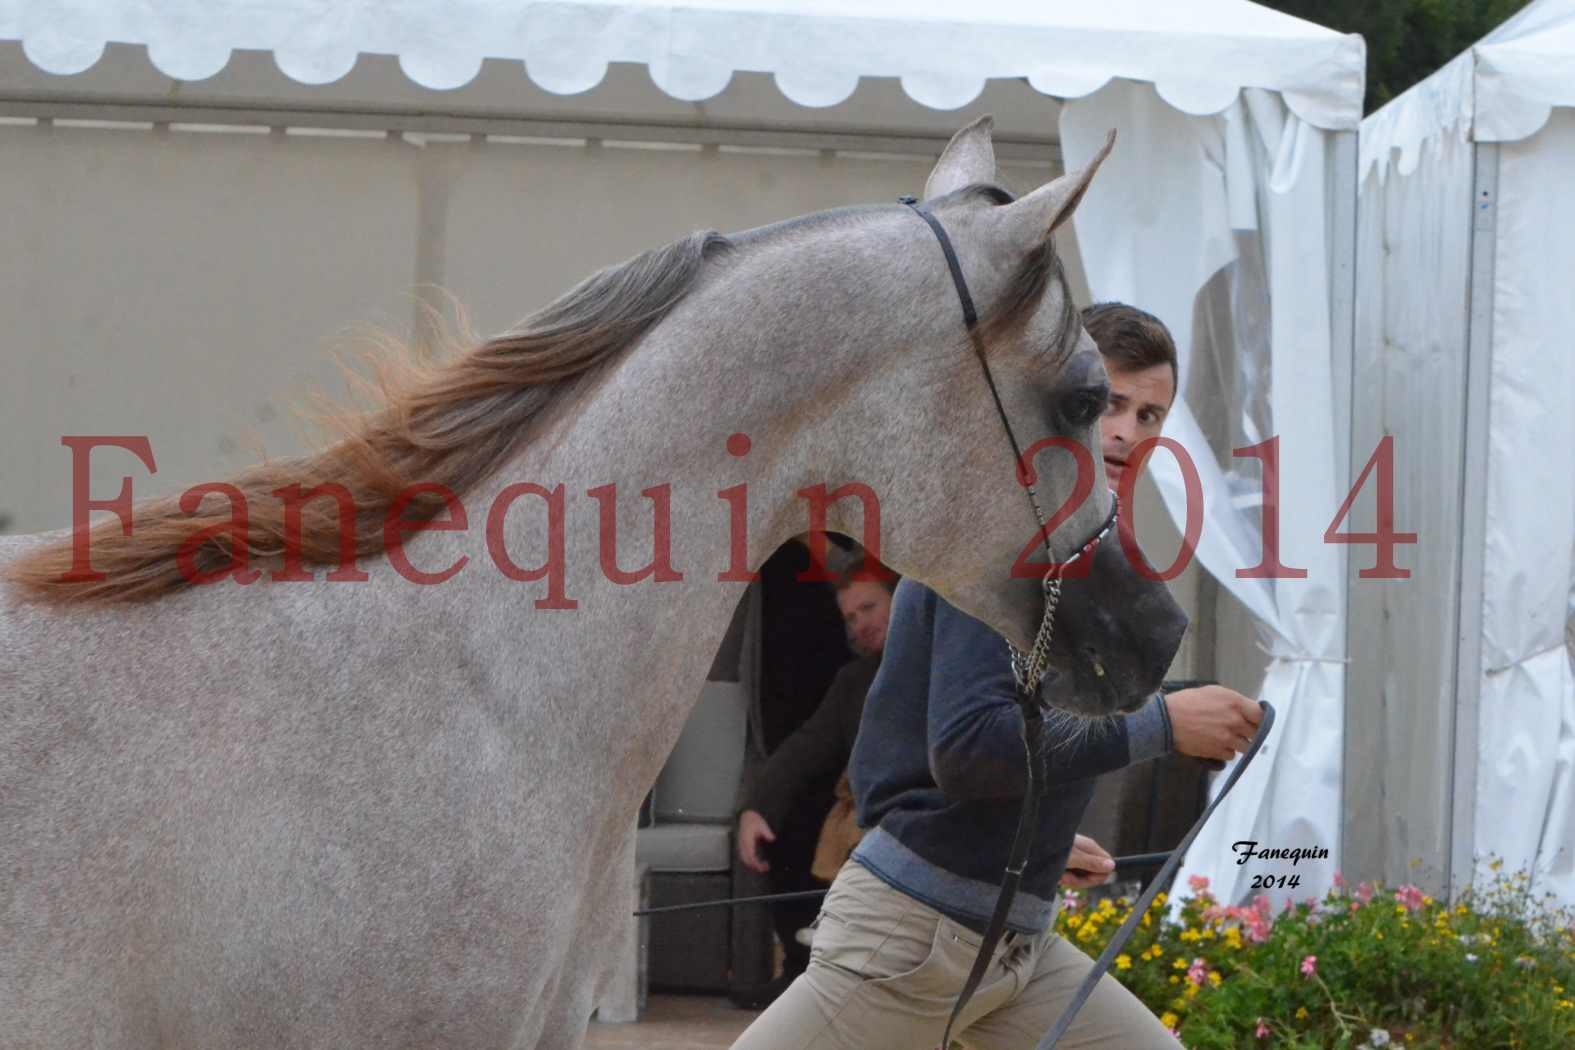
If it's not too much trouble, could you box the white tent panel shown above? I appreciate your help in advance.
[1,1,1364,126]
[1067,82,1351,906]
[1363,0,1575,177]
[1347,126,1475,889]
[1473,109,1575,899]
[1478,6,1575,140]
[1356,0,1575,903]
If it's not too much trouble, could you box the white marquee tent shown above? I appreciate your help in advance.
[0,1,1365,909]
[1353,0,1575,904]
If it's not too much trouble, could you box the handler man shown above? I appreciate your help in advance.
[731,302,1263,1049]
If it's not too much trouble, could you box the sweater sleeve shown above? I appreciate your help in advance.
[924,594,1166,800]
[744,661,863,826]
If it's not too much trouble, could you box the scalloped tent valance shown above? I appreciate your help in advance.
[1361,0,1575,181]
[0,0,1364,129]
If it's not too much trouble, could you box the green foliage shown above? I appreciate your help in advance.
[1259,0,1534,112]
[1058,864,1575,1048]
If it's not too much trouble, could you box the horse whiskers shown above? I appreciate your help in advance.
[1041,704,1118,756]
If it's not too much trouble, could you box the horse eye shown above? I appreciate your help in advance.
[1060,389,1108,430]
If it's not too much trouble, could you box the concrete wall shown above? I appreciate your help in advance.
[0,119,1072,536]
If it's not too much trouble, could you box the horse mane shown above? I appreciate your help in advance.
[5,230,733,605]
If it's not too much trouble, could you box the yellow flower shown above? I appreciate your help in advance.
[1170,976,1180,985]
[1116,954,1132,971]
[1183,984,1198,1000]
[1065,915,1082,930]
[1160,1012,1179,1029]
[1295,1007,1309,1020]
[1208,971,1222,987]
[1173,959,1188,970]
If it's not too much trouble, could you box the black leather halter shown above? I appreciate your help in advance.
[900,196,1275,1050]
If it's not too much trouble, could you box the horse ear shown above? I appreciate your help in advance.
[923,116,998,200]
[999,129,1116,243]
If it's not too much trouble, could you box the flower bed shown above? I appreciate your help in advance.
[1056,865,1575,1048]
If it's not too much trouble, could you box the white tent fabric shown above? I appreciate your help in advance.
[1474,113,1575,902]
[1065,83,1349,910]
[1363,0,1575,177]
[2,0,1364,911]
[1358,0,1575,904]
[1,0,1364,127]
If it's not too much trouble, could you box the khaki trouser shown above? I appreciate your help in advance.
[731,862,1177,1050]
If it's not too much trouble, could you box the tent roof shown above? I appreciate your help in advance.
[1363,0,1575,179]
[1,0,1364,130]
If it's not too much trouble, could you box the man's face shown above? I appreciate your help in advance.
[1100,362,1176,489]
[837,580,893,656]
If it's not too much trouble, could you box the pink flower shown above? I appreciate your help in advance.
[1350,901,1361,913]
[1333,871,1346,890]
[1300,954,1318,978]
[1396,884,1426,912]
[1254,894,1274,916]
[1189,874,1211,892]
[1245,915,1271,943]
[1187,957,1208,987]
[1356,882,1375,904]
[1256,1018,1271,1039]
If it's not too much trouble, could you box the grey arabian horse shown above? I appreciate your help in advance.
[0,118,1186,1048]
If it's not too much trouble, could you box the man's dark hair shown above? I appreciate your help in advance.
[1081,301,1178,391]
[833,567,898,594]
[824,543,898,593]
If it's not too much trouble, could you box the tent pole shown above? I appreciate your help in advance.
[1330,129,1358,879]
[1450,141,1499,900]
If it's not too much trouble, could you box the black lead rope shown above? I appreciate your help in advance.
[1033,701,1274,1049]
[629,853,1175,917]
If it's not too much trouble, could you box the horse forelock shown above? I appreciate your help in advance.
[3,230,733,606]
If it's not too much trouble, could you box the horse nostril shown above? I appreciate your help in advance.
[1081,645,1106,679]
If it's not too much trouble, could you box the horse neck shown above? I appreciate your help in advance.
[430,231,918,752]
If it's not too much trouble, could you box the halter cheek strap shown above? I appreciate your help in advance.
[899,196,1118,692]
[901,193,1114,1050]
[899,195,1272,1050]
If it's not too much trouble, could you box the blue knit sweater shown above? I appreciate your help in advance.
[849,579,1173,935]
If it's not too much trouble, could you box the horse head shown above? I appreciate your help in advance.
[808,117,1188,715]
